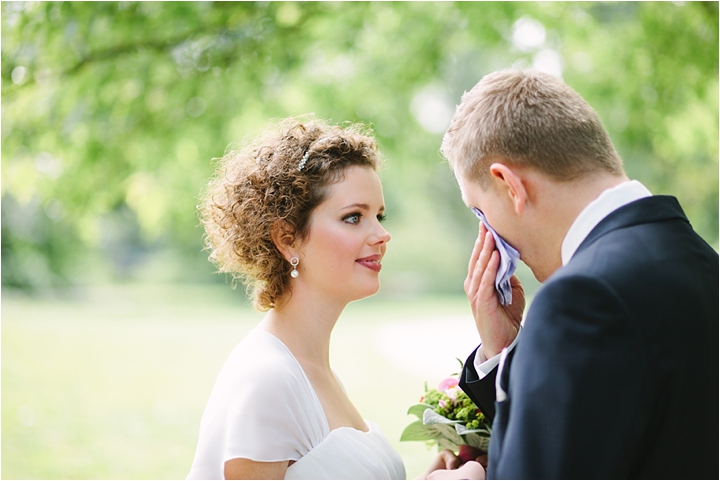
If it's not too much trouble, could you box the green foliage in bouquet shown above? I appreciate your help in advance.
[421,383,486,430]
[401,367,492,453]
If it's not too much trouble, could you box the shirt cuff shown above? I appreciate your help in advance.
[473,326,522,379]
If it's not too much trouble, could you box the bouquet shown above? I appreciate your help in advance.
[400,365,492,461]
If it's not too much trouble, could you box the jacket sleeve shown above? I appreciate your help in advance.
[459,346,497,423]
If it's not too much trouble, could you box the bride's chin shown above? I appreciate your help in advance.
[352,283,381,301]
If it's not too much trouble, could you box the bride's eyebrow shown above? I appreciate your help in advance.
[339,203,386,213]
[339,203,369,211]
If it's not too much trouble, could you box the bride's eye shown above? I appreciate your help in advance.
[377,213,387,223]
[343,213,361,225]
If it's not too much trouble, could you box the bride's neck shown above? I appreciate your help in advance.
[259,291,345,371]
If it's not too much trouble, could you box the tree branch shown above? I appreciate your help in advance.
[2,25,227,96]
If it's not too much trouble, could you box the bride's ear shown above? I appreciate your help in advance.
[489,162,528,215]
[271,220,297,261]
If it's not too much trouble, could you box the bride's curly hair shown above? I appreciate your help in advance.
[199,116,382,311]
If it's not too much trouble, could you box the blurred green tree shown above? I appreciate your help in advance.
[2,1,717,292]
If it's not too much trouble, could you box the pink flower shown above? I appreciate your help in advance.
[439,399,447,409]
[446,386,461,401]
[438,377,459,392]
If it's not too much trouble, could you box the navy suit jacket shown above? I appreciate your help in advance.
[459,196,718,479]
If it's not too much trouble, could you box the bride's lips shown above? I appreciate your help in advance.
[356,254,382,272]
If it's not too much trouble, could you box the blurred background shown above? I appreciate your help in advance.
[2,2,717,479]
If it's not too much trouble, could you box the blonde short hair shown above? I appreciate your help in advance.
[199,116,381,311]
[441,69,624,186]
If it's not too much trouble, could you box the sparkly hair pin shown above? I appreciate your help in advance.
[298,151,310,172]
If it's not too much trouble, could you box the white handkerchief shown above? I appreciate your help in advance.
[472,208,520,306]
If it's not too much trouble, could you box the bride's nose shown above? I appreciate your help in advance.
[370,223,391,245]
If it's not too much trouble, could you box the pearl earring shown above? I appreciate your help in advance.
[290,256,299,278]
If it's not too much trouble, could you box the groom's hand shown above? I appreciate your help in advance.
[465,223,525,359]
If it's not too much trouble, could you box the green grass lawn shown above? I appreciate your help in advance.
[2,285,481,479]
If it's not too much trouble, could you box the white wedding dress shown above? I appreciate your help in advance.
[187,329,406,480]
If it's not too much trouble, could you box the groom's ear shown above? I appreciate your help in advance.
[271,220,296,261]
[489,162,527,215]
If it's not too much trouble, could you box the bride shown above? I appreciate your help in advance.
[187,117,405,479]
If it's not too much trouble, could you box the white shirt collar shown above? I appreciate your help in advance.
[561,180,652,265]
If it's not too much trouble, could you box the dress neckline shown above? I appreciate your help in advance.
[253,329,371,435]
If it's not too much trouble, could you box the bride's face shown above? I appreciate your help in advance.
[296,165,391,303]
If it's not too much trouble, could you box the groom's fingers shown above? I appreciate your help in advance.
[467,228,497,301]
[465,223,487,287]
[480,250,500,302]
[465,224,487,294]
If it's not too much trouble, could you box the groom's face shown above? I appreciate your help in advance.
[456,172,513,241]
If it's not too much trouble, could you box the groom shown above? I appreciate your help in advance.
[441,69,718,478]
